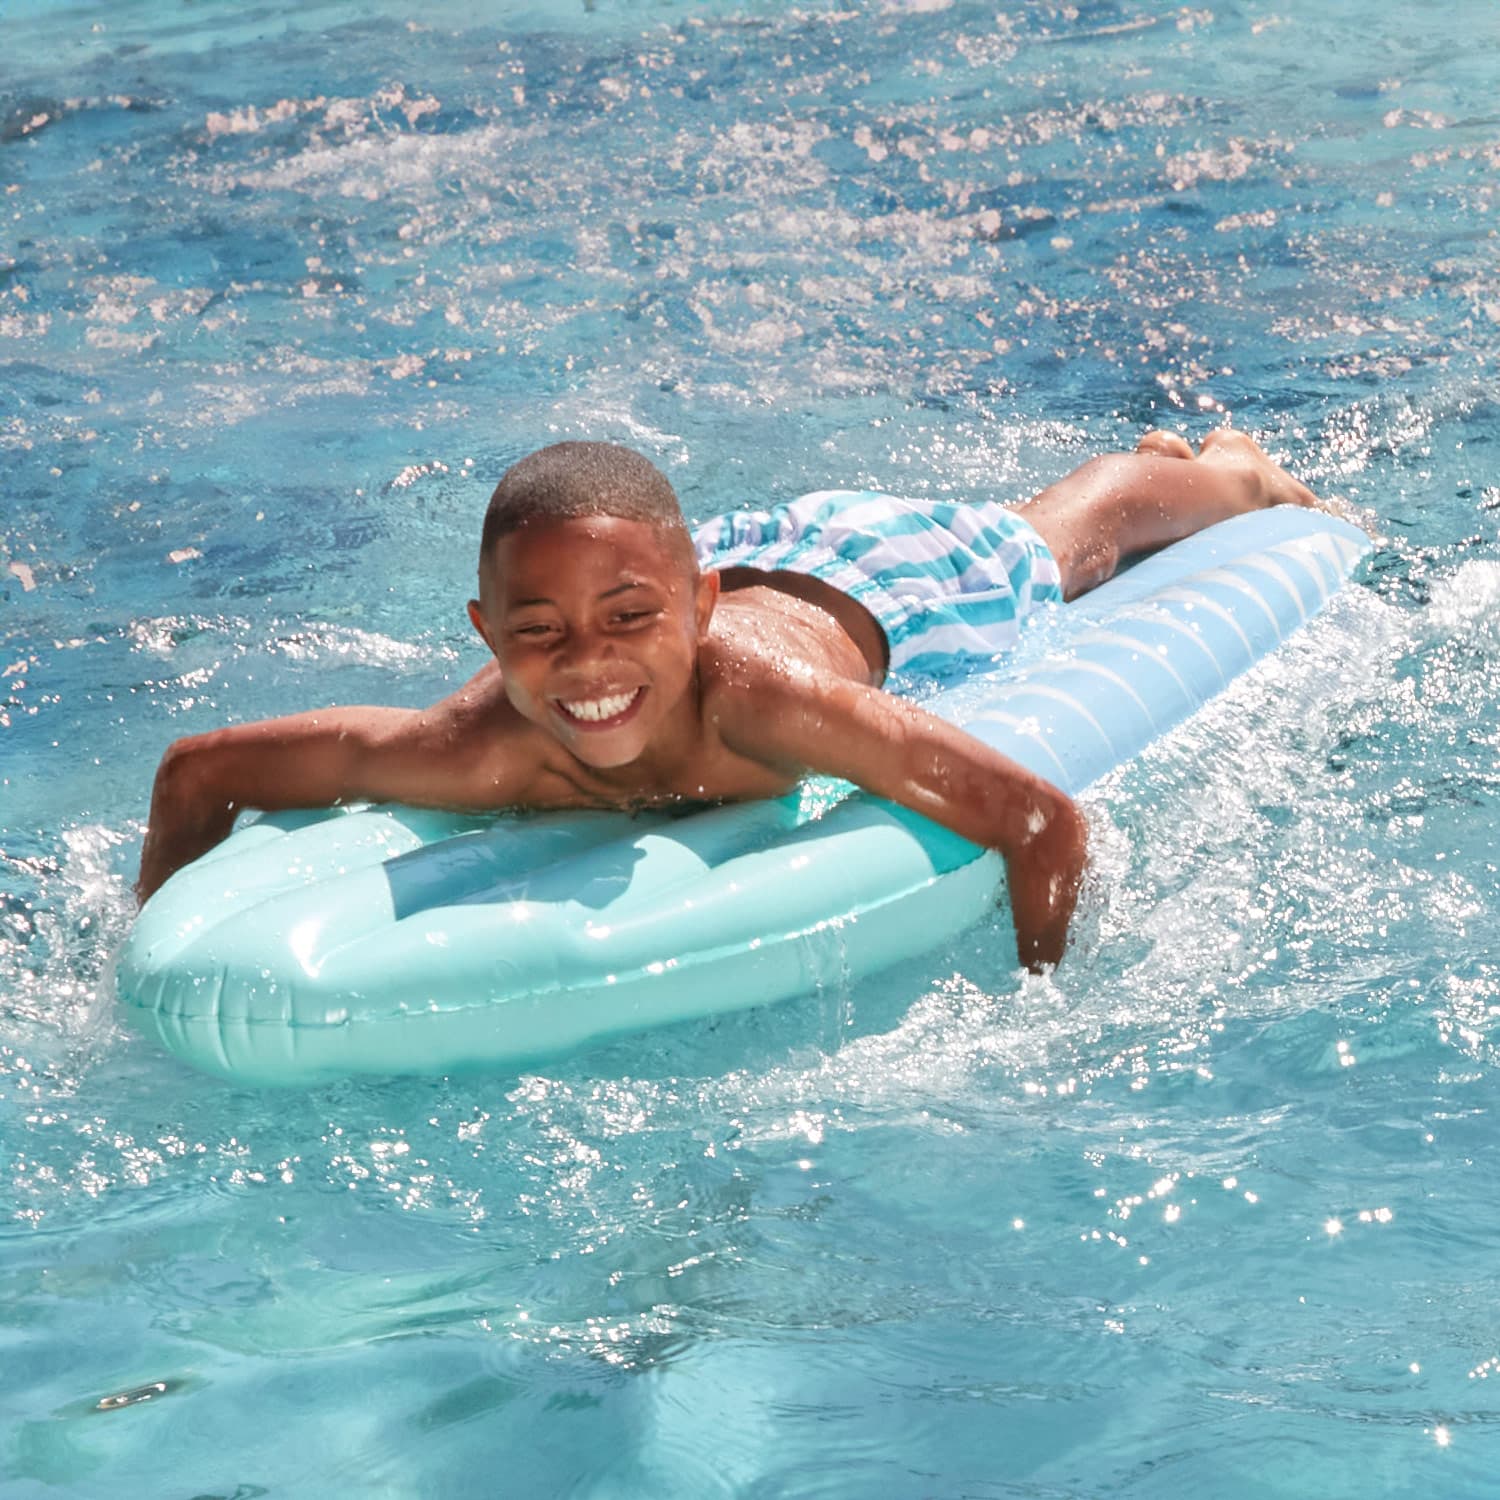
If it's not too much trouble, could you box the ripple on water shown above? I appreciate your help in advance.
[5,0,1500,1494]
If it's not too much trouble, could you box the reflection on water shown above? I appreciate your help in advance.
[4,0,1500,1495]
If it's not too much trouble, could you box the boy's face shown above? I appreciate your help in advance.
[468,515,718,772]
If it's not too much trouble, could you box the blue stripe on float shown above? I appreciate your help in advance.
[984,687,1117,789]
[1019,682,1123,758]
[1046,658,1161,736]
[1076,628,1196,704]
[1157,585,1256,650]
[1186,574,1285,657]
[1280,537,1338,598]
[1281,532,1357,598]
[1335,533,1368,570]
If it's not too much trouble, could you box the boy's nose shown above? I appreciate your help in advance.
[556,628,614,671]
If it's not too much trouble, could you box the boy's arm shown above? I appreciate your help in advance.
[713,665,1087,971]
[136,679,521,904]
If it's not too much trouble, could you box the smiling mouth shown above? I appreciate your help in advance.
[554,687,645,727]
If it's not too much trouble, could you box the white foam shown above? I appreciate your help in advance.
[1425,560,1500,649]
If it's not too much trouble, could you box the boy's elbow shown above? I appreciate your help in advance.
[139,731,244,906]
[1044,783,1086,849]
[152,729,243,816]
[154,731,215,792]
[1004,778,1082,856]
[1036,785,1088,887]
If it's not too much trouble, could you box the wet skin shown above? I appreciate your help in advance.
[461,514,889,809]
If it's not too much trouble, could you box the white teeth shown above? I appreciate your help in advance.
[560,689,637,723]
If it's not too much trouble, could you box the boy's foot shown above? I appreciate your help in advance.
[1136,426,1320,509]
[1195,428,1321,510]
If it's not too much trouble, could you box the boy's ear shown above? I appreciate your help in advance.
[694,568,721,638]
[467,598,498,656]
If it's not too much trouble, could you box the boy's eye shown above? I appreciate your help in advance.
[612,601,667,627]
[511,622,558,639]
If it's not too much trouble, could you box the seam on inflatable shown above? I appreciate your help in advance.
[1053,658,1159,730]
[1197,565,1287,638]
[1004,682,1122,759]
[1152,587,1254,663]
[961,709,1072,781]
[1078,624,1197,698]
[1239,551,1318,616]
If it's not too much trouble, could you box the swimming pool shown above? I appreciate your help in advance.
[3,0,1498,1493]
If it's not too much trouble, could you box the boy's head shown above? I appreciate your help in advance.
[468,442,719,771]
[479,441,694,577]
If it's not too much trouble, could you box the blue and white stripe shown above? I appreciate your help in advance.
[693,489,1064,674]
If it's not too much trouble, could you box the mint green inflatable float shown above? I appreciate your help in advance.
[117,508,1369,1084]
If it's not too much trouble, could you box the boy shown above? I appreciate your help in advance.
[136,428,1323,969]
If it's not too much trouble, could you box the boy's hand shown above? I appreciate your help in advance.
[1002,790,1087,971]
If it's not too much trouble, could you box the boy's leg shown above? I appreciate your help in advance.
[1015,429,1322,601]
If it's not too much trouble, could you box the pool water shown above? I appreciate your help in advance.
[4,0,1499,1494]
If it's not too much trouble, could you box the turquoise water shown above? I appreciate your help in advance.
[3,0,1499,1494]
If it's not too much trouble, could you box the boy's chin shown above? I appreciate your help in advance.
[548,715,652,770]
[563,736,651,772]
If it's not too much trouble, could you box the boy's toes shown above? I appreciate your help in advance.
[1136,429,1195,459]
[1197,428,1262,461]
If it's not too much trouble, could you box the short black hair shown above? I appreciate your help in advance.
[480,441,691,570]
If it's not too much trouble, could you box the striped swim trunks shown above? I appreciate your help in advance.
[693,489,1064,676]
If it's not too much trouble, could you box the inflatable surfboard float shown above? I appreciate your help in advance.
[116,508,1369,1084]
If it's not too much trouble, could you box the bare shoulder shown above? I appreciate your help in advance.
[420,660,511,735]
[697,625,875,766]
[357,661,548,806]
[699,621,989,792]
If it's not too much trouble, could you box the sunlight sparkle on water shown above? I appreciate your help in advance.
[5,0,1500,1493]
